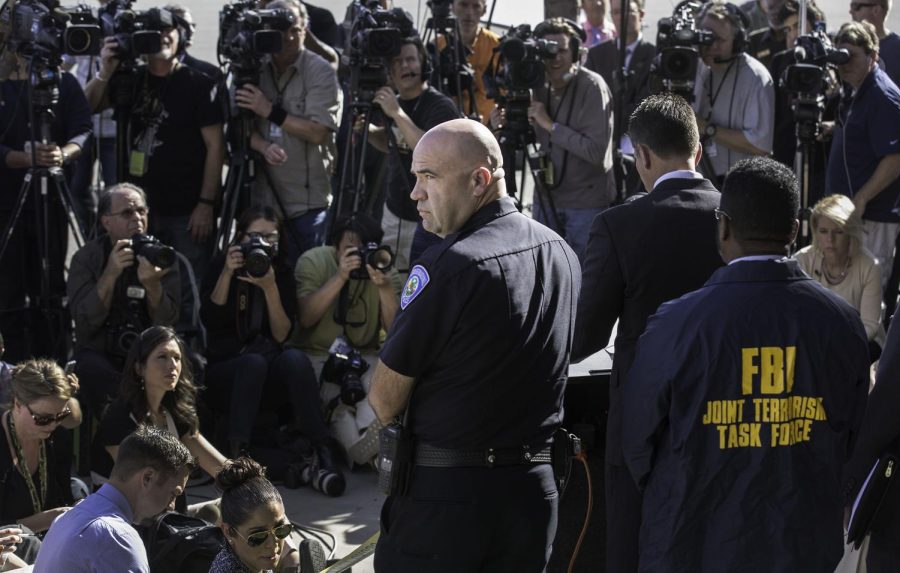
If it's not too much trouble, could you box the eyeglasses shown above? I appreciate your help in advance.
[851,2,879,10]
[233,523,292,547]
[246,231,279,243]
[108,206,148,219]
[714,208,731,222]
[25,403,72,427]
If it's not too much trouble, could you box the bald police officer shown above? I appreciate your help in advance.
[369,119,581,572]
[623,157,870,572]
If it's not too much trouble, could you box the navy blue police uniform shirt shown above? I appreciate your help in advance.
[623,259,870,573]
[826,67,900,222]
[379,197,581,450]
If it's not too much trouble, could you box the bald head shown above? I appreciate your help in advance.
[411,119,506,237]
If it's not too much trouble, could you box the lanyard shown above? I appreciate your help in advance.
[269,63,298,106]
[707,59,737,112]
[6,411,47,514]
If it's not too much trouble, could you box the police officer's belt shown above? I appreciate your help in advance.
[415,444,552,468]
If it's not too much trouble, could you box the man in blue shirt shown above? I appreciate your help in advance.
[34,426,195,573]
[849,0,900,84]
[827,21,900,286]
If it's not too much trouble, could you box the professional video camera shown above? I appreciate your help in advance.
[218,0,295,88]
[321,335,368,406]
[342,0,415,105]
[349,242,393,280]
[483,24,559,147]
[4,0,101,64]
[98,1,174,63]
[651,0,713,102]
[131,233,175,269]
[238,235,276,278]
[782,25,849,143]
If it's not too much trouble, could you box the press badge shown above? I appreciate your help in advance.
[129,150,148,177]
[269,123,283,139]
[706,140,718,158]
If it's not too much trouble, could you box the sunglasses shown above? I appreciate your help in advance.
[108,206,148,219]
[25,403,72,427]
[234,523,292,547]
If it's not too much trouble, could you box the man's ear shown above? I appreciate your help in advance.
[635,143,652,171]
[471,166,492,196]
[694,144,703,167]
[141,467,156,489]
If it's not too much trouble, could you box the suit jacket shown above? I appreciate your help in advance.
[584,38,656,140]
[572,176,723,466]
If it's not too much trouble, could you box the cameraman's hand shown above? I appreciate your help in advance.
[373,87,400,119]
[338,247,362,281]
[224,245,245,276]
[367,264,391,288]
[263,142,287,166]
[98,37,121,78]
[528,102,552,132]
[136,255,170,287]
[235,84,273,118]
[188,203,214,242]
[23,142,63,168]
[818,121,835,142]
[237,265,277,292]
[103,239,135,279]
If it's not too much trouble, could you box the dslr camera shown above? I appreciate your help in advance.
[342,0,415,104]
[321,335,368,406]
[99,1,174,63]
[782,25,849,143]
[131,233,175,269]
[350,242,393,280]
[484,24,559,147]
[5,0,101,62]
[651,0,714,102]
[106,273,149,357]
[218,0,296,88]
[238,235,275,278]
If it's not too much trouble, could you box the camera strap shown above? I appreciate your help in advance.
[235,280,265,343]
[706,58,737,115]
[542,72,579,191]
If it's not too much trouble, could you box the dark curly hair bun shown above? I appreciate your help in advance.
[215,456,266,493]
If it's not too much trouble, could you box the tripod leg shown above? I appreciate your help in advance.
[49,168,87,248]
[0,172,36,262]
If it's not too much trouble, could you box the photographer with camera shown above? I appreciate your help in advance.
[525,17,615,263]
[849,0,900,85]
[292,213,401,467]
[201,205,334,468]
[84,6,225,291]
[0,49,92,362]
[694,0,775,187]
[360,34,460,275]
[234,0,341,267]
[67,183,179,417]
[827,20,900,291]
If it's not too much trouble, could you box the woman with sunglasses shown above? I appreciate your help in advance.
[91,326,226,499]
[0,359,82,548]
[211,456,300,572]
[201,206,335,469]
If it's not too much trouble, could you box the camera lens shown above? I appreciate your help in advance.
[244,248,271,278]
[365,247,393,272]
[340,372,367,406]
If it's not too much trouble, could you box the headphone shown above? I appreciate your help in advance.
[534,17,588,61]
[389,35,433,82]
[698,1,750,56]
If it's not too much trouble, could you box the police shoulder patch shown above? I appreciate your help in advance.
[400,265,430,310]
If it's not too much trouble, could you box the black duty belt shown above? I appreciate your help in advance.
[415,443,552,468]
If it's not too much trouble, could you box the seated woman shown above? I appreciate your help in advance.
[794,194,886,361]
[91,326,227,498]
[0,359,81,562]
[211,456,319,573]
[200,206,338,476]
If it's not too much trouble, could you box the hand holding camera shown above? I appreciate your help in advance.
[235,84,273,118]
[97,36,121,79]
[373,86,401,119]
[22,141,64,168]
[103,238,136,279]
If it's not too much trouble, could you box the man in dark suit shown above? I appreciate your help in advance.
[584,0,656,196]
[572,93,723,573]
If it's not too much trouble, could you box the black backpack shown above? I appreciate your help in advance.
[139,511,225,573]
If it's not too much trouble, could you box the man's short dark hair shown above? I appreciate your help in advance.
[111,425,196,481]
[721,157,799,242]
[628,93,699,160]
[97,183,148,216]
[328,212,385,246]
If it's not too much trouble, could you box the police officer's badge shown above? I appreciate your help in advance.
[400,265,430,310]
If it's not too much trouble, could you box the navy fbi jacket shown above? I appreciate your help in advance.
[623,259,869,573]
[379,197,581,450]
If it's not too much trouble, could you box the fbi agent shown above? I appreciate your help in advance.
[368,119,581,572]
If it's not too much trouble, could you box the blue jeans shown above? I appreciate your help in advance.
[284,208,326,270]
[532,203,604,264]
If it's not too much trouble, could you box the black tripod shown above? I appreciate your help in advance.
[0,59,87,361]
[421,6,478,120]
[333,102,379,221]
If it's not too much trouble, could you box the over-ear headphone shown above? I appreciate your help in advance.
[698,1,750,55]
[390,36,433,82]
[534,17,588,61]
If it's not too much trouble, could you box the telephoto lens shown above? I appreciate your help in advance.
[131,234,176,269]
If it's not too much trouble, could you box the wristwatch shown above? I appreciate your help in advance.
[704,123,718,139]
